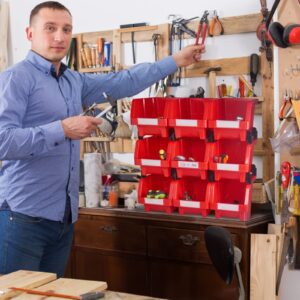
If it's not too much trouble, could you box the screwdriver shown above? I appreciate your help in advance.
[250,54,259,96]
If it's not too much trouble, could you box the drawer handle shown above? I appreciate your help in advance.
[179,234,199,246]
[101,225,118,233]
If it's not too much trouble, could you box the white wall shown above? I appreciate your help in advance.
[5,1,298,299]
[7,0,262,65]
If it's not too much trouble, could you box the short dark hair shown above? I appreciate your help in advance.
[30,1,72,24]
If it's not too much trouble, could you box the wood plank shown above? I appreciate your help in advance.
[268,224,282,272]
[252,182,267,204]
[182,56,256,78]
[254,138,269,156]
[260,43,274,184]
[175,13,262,39]
[250,234,277,300]
[13,278,107,300]
[81,137,113,142]
[0,270,56,299]
[215,13,261,35]
[119,25,158,34]
[81,30,114,44]
[113,29,122,70]
[120,25,165,44]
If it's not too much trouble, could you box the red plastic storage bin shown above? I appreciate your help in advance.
[138,175,174,213]
[170,138,209,179]
[172,177,211,216]
[165,98,210,139]
[207,98,257,141]
[208,139,255,182]
[134,136,171,177]
[131,97,170,137]
[210,179,252,221]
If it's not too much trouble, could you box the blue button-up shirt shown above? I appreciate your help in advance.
[0,50,177,222]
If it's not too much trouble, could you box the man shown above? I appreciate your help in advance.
[0,1,205,277]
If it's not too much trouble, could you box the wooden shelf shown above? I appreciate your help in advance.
[81,137,113,142]
[118,25,158,33]
[74,12,273,204]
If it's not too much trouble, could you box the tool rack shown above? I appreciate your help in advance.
[72,12,274,204]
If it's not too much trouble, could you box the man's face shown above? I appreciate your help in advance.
[26,8,73,64]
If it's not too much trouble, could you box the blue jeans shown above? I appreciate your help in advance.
[0,211,73,277]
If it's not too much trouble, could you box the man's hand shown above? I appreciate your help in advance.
[173,44,205,67]
[61,116,102,140]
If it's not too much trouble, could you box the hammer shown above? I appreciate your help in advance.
[204,66,221,98]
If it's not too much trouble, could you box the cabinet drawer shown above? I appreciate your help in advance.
[148,226,237,263]
[74,216,146,254]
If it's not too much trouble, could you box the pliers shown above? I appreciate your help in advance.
[279,89,293,121]
[195,10,209,45]
[209,10,224,37]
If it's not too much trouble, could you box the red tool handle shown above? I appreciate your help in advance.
[201,23,207,45]
[195,23,202,45]
[281,161,291,190]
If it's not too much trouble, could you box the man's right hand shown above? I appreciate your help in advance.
[61,116,102,140]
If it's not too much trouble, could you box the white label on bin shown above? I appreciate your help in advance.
[138,118,158,125]
[178,161,199,169]
[180,200,200,208]
[218,203,239,211]
[216,120,239,128]
[175,119,197,127]
[217,163,238,171]
[145,198,164,205]
[141,159,161,166]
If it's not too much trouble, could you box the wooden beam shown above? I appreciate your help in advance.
[261,47,274,182]
[250,234,277,300]
[179,13,262,39]
[182,56,259,78]
[119,25,158,33]
[254,138,269,156]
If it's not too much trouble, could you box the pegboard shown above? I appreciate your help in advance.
[278,0,300,165]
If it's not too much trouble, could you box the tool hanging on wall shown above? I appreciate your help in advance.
[195,10,209,45]
[97,37,105,66]
[204,66,221,98]
[276,161,295,295]
[66,38,77,70]
[250,53,259,96]
[168,15,198,86]
[279,89,293,121]
[120,22,148,65]
[256,0,274,74]
[209,10,224,37]
[149,34,165,97]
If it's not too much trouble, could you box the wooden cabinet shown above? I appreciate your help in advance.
[70,208,272,299]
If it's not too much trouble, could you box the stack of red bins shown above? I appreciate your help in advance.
[131,97,174,213]
[206,98,257,221]
[131,97,257,220]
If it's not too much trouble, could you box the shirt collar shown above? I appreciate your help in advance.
[25,50,68,78]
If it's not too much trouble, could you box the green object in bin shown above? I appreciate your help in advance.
[154,190,167,199]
